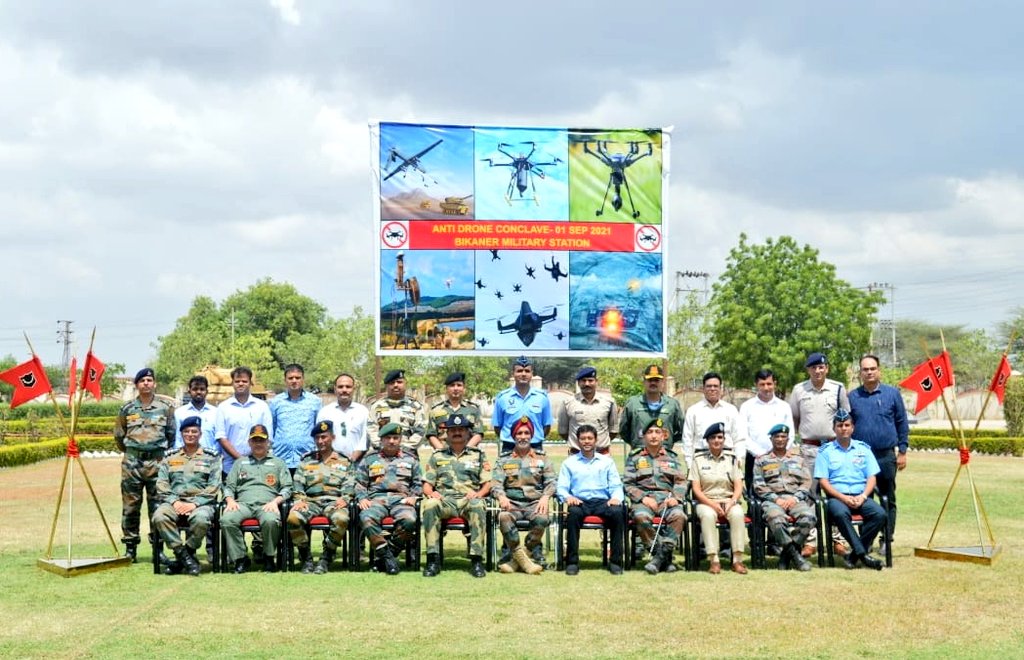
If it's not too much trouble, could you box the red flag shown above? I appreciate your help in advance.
[80,351,105,401]
[899,352,955,414]
[988,355,1012,405]
[0,355,52,409]
[932,350,955,389]
[68,357,77,406]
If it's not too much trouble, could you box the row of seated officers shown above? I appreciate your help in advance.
[153,409,888,577]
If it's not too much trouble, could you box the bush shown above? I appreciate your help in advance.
[0,417,115,437]
[908,427,1009,439]
[0,401,125,420]
[0,437,118,468]
[909,435,1024,456]
[1004,376,1024,437]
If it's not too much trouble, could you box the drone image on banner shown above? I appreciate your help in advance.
[380,123,476,221]
[474,249,569,350]
[568,129,662,222]
[474,127,569,221]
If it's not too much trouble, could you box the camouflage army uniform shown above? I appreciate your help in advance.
[221,455,293,562]
[422,446,490,557]
[151,447,222,552]
[490,450,555,552]
[287,449,354,554]
[426,400,484,446]
[368,397,428,451]
[623,447,688,549]
[355,448,423,546]
[752,449,817,550]
[114,396,176,545]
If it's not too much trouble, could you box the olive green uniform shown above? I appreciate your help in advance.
[422,446,490,557]
[151,447,221,552]
[623,447,688,548]
[287,450,354,553]
[355,448,423,545]
[114,396,176,545]
[490,450,555,551]
[368,397,428,451]
[753,449,817,550]
[221,455,292,562]
[426,400,484,446]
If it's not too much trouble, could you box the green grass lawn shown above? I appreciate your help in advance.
[1,450,1021,659]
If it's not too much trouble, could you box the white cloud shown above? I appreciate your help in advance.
[269,0,301,26]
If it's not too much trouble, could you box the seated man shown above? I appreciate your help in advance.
[151,415,221,576]
[421,414,492,578]
[556,424,625,576]
[623,418,688,575]
[752,424,816,572]
[814,410,887,570]
[221,424,292,573]
[287,420,354,575]
[355,422,422,575]
[491,417,555,575]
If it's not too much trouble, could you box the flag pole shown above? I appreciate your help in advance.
[973,331,1016,432]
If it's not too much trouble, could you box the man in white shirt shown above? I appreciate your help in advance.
[316,372,370,463]
[173,375,218,451]
[739,369,794,485]
[682,371,748,466]
[215,366,273,475]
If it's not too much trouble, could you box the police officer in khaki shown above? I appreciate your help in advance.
[287,420,354,574]
[114,367,176,562]
[151,415,221,576]
[426,372,484,449]
[221,424,292,573]
[368,369,428,451]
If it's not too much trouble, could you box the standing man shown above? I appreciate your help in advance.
[492,356,552,454]
[814,411,886,570]
[557,424,625,575]
[426,372,484,450]
[172,376,218,451]
[355,423,423,575]
[752,424,815,572]
[739,369,795,486]
[114,367,176,562]
[152,416,221,576]
[682,371,748,466]
[788,352,850,557]
[287,420,354,575]
[491,417,555,575]
[421,414,492,578]
[618,364,684,451]
[367,369,427,451]
[270,363,321,472]
[623,419,688,575]
[215,366,273,476]
[221,424,293,573]
[848,354,909,552]
[316,372,370,463]
[558,366,617,454]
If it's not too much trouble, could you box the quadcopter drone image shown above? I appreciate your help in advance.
[544,255,568,282]
[481,141,563,204]
[383,138,443,185]
[583,140,653,219]
[496,301,559,347]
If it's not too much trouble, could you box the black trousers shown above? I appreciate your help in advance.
[872,448,898,540]
[564,499,624,566]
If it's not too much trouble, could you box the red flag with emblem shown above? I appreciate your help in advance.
[68,357,77,406]
[899,352,955,414]
[0,355,52,409]
[988,355,1012,405]
[80,351,105,401]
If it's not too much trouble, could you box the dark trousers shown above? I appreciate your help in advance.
[827,497,887,558]
[872,448,898,540]
[564,499,623,566]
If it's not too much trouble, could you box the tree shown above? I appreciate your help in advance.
[667,292,711,389]
[281,309,376,394]
[707,234,883,391]
[222,278,326,366]
[886,320,1000,389]
[996,306,1024,363]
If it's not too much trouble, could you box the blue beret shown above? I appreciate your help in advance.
[833,409,852,424]
[311,420,333,437]
[444,372,465,386]
[179,416,202,431]
[445,413,472,428]
[805,352,828,368]
[134,367,155,384]
[576,366,597,381]
[703,422,726,439]
[383,369,405,384]
[514,355,532,367]
[768,424,789,437]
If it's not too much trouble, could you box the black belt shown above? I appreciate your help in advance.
[125,447,165,460]
[801,439,829,447]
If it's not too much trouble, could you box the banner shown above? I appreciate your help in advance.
[372,122,670,356]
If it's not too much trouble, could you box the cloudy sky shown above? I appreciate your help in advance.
[2,1,1021,371]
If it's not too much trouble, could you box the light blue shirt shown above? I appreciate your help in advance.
[557,452,624,502]
[172,401,218,451]
[492,386,553,445]
[215,395,273,474]
[814,438,880,495]
[269,390,321,468]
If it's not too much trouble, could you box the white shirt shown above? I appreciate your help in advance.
[215,395,273,474]
[682,398,748,464]
[739,395,795,457]
[317,400,370,459]
[173,401,218,451]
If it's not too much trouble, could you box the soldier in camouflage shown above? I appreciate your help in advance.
[367,369,428,451]
[287,420,354,574]
[753,424,816,571]
[421,413,491,578]
[355,422,422,575]
[623,417,688,575]
[114,367,176,562]
[221,424,293,573]
[151,415,221,576]
[426,371,484,450]
[491,417,553,575]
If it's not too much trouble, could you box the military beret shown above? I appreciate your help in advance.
[134,367,155,384]
[379,422,403,437]
[514,355,532,367]
[833,409,852,424]
[311,420,333,437]
[444,372,465,386]
[576,366,597,381]
[644,417,665,433]
[179,416,202,432]
[805,352,828,368]
[445,413,473,428]
[768,424,789,437]
[703,422,726,439]
[643,364,664,380]
[511,416,534,437]
[249,424,269,440]
[383,369,405,384]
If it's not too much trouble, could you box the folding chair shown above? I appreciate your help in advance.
[150,510,220,575]
[554,501,624,570]
[821,494,893,568]
[220,503,288,572]
[687,500,757,571]
[354,512,421,571]
[284,504,353,572]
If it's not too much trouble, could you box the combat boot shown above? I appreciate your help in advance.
[659,543,677,573]
[469,555,486,578]
[422,553,441,577]
[530,544,549,569]
[644,544,664,575]
[177,546,201,577]
[512,547,542,575]
[262,554,279,573]
[777,546,791,571]
[313,550,334,575]
[298,547,315,574]
[789,544,812,572]
[374,545,400,576]
[124,542,138,564]
[163,552,183,575]
[233,558,248,574]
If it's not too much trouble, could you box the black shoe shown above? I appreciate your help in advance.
[788,544,811,572]
[233,558,248,574]
[565,563,579,576]
[422,553,441,577]
[162,560,183,575]
[860,554,884,571]
[843,554,860,570]
[313,550,334,575]
[498,546,512,566]
[298,547,315,574]
[608,564,623,575]
[375,546,400,576]
[469,556,486,578]
[124,543,138,564]
[658,543,677,573]
[177,547,201,577]
[777,547,791,571]
[262,555,279,573]
[530,545,548,569]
